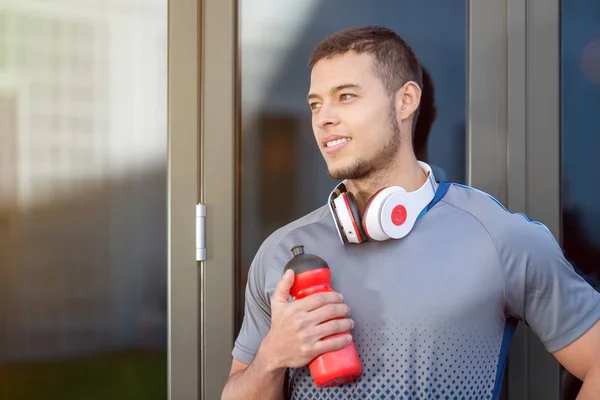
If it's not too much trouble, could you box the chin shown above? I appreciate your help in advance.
[326,161,352,180]
[327,159,371,181]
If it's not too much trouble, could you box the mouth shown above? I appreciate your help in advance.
[322,136,352,154]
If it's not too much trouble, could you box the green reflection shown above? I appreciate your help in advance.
[0,352,167,400]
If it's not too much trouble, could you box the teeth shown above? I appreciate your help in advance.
[326,138,351,148]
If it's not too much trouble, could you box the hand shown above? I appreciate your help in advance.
[258,269,354,370]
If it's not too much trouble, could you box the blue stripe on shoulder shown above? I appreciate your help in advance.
[452,183,552,234]
[452,183,509,211]
[417,180,451,219]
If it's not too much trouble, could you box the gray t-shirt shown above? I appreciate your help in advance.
[232,182,600,400]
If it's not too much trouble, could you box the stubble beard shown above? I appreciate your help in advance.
[328,104,401,181]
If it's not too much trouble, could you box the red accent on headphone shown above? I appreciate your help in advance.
[391,205,407,226]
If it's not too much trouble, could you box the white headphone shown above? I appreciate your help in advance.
[327,161,437,244]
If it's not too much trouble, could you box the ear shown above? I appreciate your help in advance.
[394,81,422,121]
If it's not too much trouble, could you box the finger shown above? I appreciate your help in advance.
[293,291,344,312]
[306,303,350,325]
[313,318,354,341]
[272,269,295,303]
[312,333,353,355]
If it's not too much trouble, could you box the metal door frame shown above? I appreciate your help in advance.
[199,0,237,399]
[167,0,202,399]
[505,0,562,399]
[168,0,238,398]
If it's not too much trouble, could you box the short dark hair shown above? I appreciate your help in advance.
[308,26,423,100]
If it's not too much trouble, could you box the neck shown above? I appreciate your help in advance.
[345,153,429,214]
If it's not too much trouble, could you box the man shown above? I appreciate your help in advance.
[222,26,600,400]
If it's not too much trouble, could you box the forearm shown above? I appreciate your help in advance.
[222,351,286,400]
[577,368,600,400]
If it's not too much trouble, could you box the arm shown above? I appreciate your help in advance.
[553,320,600,400]
[223,244,285,399]
[221,356,286,400]
[498,212,600,396]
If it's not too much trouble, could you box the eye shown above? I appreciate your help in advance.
[309,102,322,111]
[340,93,356,101]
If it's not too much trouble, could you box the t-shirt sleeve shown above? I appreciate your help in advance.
[502,217,600,353]
[232,246,273,365]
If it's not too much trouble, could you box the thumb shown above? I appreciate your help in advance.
[273,269,295,303]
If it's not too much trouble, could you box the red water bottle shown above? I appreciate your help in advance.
[283,245,362,387]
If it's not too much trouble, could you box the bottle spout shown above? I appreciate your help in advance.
[284,245,329,275]
[290,245,305,256]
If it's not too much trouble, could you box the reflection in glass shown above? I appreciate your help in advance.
[0,2,167,399]
[238,0,467,330]
[560,1,600,399]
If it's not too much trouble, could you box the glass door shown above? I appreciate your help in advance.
[558,2,600,399]
[201,0,514,397]
[0,1,174,399]
[0,1,206,399]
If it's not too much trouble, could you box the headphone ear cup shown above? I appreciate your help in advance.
[344,192,368,243]
[362,187,405,241]
[332,192,367,244]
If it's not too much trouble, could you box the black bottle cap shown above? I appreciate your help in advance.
[283,245,329,275]
[291,245,305,256]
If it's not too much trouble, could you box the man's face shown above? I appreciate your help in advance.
[307,52,401,180]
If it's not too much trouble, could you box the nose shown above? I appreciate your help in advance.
[315,103,340,129]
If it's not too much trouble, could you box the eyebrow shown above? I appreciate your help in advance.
[307,83,362,103]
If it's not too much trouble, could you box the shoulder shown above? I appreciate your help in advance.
[440,183,558,254]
